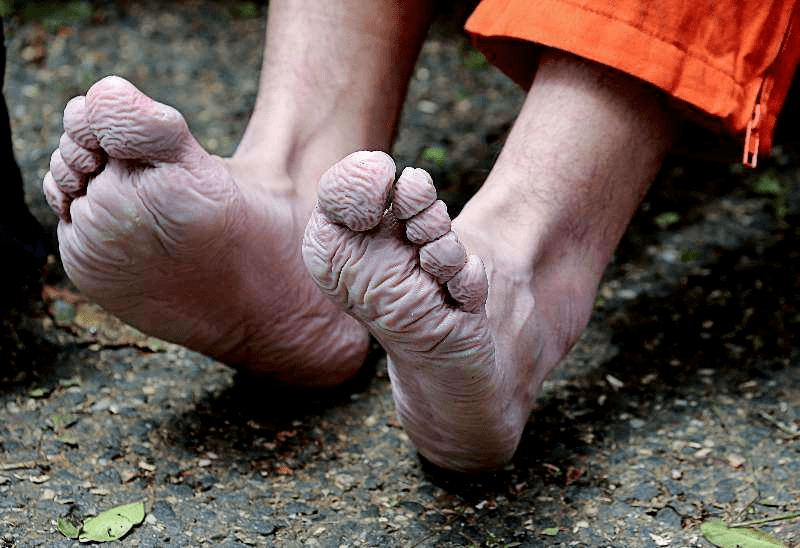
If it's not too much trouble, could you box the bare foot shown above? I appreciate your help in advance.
[43,76,369,386]
[303,48,677,471]
[303,151,542,471]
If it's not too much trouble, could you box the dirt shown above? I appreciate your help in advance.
[2,1,800,546]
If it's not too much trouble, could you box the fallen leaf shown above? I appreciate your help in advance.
[565,466,583,485]
[542,527,560,536]
[654,211,681,228]
[700,520,787,548]
[58,377,82,388]
[41,286,166,351]
[78,501,145,543]
[605,374,624,389]
[420,146,447,167]
[726,453,747,468]
[694,447,712,459]
[56,516,80,539]
[649,532,671,546]
[29,387,50,398]
[80,513,135,542]
[138,461,156,472]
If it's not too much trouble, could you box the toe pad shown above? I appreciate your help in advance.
[419,232,467,283]
[317,151,396,231]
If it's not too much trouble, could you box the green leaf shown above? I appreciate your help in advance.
[111,501,145,523]
[229,1,259,18]
[59,377,82,388]
[542,527,560,536]
[751,172,783,196]
[653,211,680,228]
[78,502,145,543]
[57,516,81,539]
[700,520,787,548]
[29,387,49,398]
[80,513,133,542]
[463,49,490,69]
[22,1,94,33]
[420,146,447,167]
[680,247,702,262]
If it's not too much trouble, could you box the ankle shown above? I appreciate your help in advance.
[533,254,599,359]
[233,115,396,204]
[453,182,545,275]
[454,194,600,366]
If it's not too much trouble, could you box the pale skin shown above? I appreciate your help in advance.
[43,0,678,471]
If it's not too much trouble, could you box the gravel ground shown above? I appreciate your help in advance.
[2,2,800,547]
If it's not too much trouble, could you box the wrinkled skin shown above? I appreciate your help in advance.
[303,151,530,471]
[42,3,677,469]
[43,76,369,386]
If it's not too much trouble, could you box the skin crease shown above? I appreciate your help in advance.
[43,0,437,387]
[307,50,677,472]
[43,0,678,471]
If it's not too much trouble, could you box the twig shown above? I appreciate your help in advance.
[757,411,800,438]
[733,443,763,523]
[0,460,42,471]
[408,511,461,547]
[728,512,800,528]
[734,493,761,523]
[711,403,731,431]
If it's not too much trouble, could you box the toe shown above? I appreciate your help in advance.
[59,132,104,174]
[49,149,85,196]
[85,75,192,161]
[43,172,71,221]
[406,200,450,244]
[419,231,467,282]
[63,96,100,150]
[302,207,346,294]
[446,255,488,312]
[317,151,396,231]
[392,167,436,219]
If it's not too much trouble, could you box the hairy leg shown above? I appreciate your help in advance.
[454,48,679,382]
[304,48,678,470]
[232,0,435,197]
[42,0,434,385]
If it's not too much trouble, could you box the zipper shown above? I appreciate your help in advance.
[743,10,795,169]
[743,83,766,169]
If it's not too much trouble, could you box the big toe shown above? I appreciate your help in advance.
[305,152,489,316]
[316,150,397,231]
[85,75,194,161]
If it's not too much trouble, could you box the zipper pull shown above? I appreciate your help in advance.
[743,102,761,168]
[743,75,774,169]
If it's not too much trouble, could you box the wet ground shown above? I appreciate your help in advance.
[2,1,800,546]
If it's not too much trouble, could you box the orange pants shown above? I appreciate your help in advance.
[465,0,800,166]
